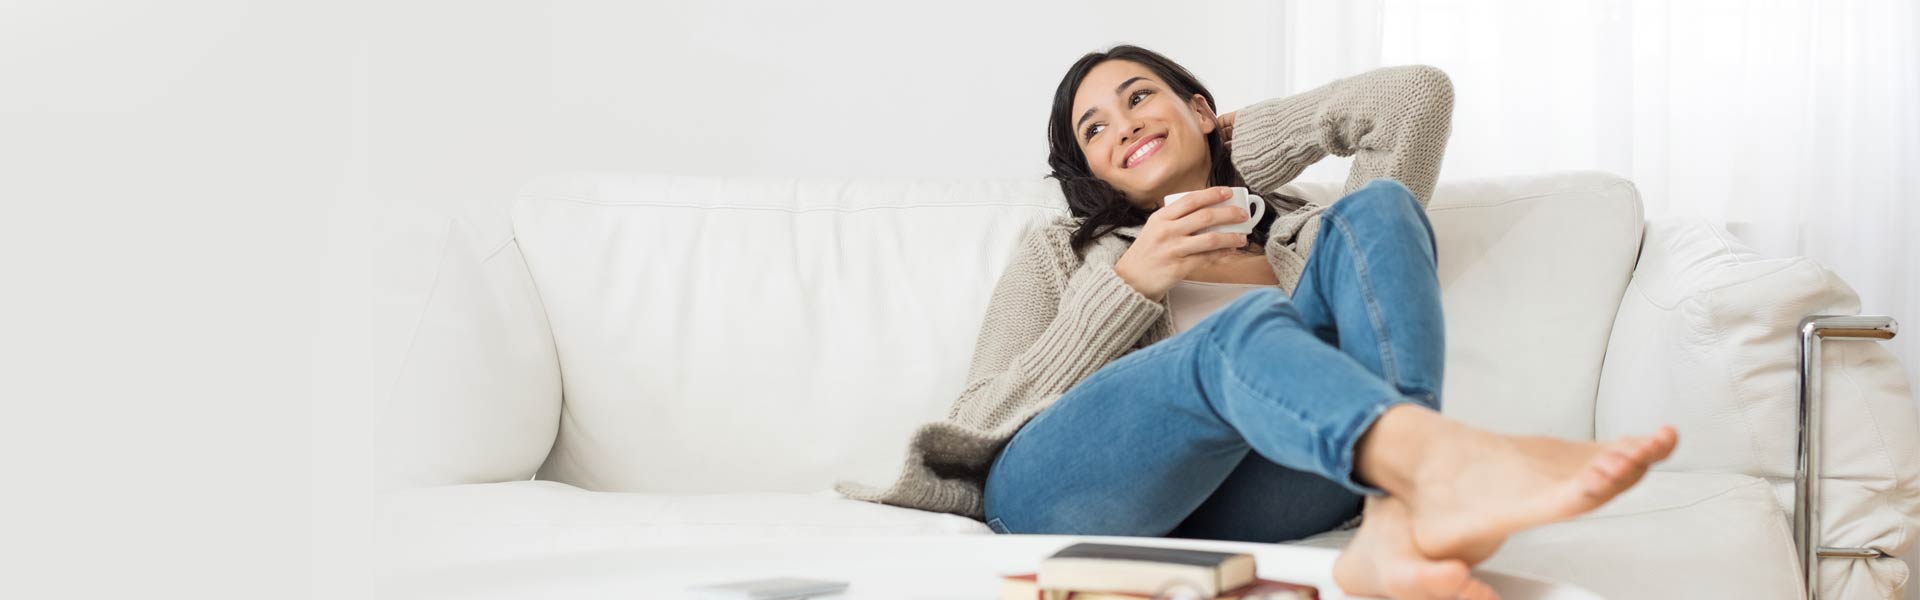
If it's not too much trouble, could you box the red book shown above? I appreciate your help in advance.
[999,572,1319,600]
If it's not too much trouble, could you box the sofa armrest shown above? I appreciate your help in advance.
[373,204,562,491]
[1595,218,1920,599]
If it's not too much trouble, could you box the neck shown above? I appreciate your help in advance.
[1172,158,1211,196]
[1132,164,1214,210]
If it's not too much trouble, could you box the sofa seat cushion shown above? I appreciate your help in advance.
[1297,471,1802,599]
[377,480,992,571]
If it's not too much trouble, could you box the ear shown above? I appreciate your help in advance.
[1189,93,1218,134]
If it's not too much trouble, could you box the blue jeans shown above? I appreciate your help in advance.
[982,178,1445,542]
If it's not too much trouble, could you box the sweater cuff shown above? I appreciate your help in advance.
[1229,79,1342,194]
[1023,263,1165,394]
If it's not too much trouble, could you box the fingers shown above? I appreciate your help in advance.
[1163,190,1245,236]
[1156,186,1235,221]
[1172,231,1249,259]
[1220,111,1236,150]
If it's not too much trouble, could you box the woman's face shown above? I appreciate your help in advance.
[1070,60,1219,210]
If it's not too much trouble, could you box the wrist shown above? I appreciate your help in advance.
[1111,263,1162,302]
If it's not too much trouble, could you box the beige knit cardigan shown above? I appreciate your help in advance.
[833,64,1456,521]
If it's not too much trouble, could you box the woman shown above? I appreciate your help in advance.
[835,45,1677,600]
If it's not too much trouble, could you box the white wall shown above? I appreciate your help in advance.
[1,1,355,597]
[365,0,1356,235]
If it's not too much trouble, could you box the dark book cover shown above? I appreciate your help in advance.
[1048,543,1246,567]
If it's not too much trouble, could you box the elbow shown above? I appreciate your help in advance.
[1404,64,1456,117]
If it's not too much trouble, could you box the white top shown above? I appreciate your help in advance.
[1168,279,1274,335]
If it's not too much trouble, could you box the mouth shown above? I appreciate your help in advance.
[1122,134,1166,169]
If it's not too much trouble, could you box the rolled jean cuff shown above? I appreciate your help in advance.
[1335,395,1423,496]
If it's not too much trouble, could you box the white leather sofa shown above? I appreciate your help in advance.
[373,170,1920,599]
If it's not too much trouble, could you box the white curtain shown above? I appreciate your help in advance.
[1265,0,1920,419]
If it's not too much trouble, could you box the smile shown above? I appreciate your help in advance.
[1124,135,1165,169]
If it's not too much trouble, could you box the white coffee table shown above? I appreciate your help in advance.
[378,534,1600,599]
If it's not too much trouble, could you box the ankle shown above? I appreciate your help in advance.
[1354,403,1446,495]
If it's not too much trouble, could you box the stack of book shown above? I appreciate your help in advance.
[998,542,1317,600]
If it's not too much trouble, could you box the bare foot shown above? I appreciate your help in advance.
[1334,495,1500,600]
[1401,419,1680,562]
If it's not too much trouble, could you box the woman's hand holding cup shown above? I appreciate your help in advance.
[1113,186,1261,302]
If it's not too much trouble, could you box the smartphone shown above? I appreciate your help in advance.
[685,576,850,599]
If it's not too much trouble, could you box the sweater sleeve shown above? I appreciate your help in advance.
[1228,64,1455,206]
[940,221,1165,431]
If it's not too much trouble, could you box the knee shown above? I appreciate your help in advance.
[1326,178,1433,238]
[1338,178,1421,215]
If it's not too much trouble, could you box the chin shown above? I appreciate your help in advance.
[1132,167,1196,199]
[1114,149,1204,203]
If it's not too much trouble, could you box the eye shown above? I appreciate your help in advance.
[1082,89,1155,142]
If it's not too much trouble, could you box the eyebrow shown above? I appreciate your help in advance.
[1075,76,1152,132]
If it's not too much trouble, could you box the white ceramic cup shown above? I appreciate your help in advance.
[1162,186,1266,236]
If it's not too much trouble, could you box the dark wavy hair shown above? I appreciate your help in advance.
[1046,44,1305,260]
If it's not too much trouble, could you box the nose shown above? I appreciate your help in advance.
[1115,117,1143,148]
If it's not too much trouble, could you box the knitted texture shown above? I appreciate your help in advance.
[832,64,1455,522]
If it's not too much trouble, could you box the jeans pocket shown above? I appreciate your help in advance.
[987,517,1012,535]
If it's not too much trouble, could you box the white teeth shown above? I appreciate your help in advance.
[1127,137,1163,168]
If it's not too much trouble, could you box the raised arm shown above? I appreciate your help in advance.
[1227,64,1455,206]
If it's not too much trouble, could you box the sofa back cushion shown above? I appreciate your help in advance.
[512,174,1069,492]
[1280,171,1643,440]
[512,170,1643,493]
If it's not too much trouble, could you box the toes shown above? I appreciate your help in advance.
[1613,432,1672,465]
[1458,576,1500,600]
[1653,426,1680,458]
[1580,463,1613,497]
[1583,452,1640,497]
[1618,436,1660,463]
[1410,559,1471,599]
[1596,450,1634,478]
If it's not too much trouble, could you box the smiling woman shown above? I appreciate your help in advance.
[1045,45,1303,261]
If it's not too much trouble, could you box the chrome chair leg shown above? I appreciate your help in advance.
[1796,315,1898,600]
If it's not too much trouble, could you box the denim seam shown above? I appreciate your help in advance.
[1210,341,1394,498]
[1324,209,1403,393]
[1200,331,1328,467]
[1343,396,1416,496]
[1179,297,1264,427]
[987,516,1011,534]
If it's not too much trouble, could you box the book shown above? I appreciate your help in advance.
[999,573,1318,600]
[1037,543,1258,598]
